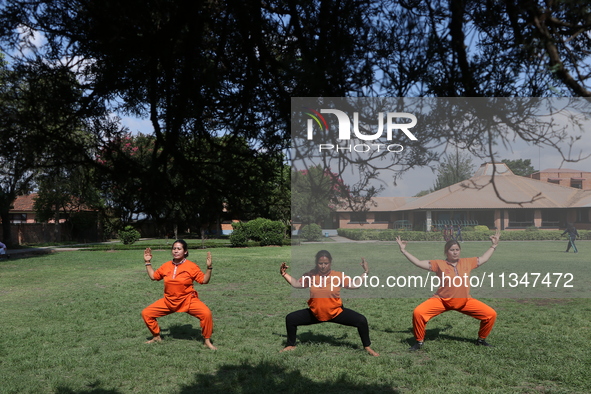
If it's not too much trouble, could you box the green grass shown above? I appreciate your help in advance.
[1,241,590,393]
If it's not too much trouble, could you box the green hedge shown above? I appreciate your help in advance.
[337,228,591,241]
[229,218,286,247]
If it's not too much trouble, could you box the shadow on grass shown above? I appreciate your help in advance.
[55,385,121,394]
[296,331,362,349]
[272,330,364,350]
[177,361,399,394]
[386,325,476,346]
[165,323,202,340]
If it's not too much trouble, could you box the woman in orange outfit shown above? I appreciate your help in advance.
[280,250,379,356]
[396,229,500,351]
[142,240,216,350]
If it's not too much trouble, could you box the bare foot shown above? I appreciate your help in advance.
[280,346,296,353]
[365,346,379,357]
[145,335,162,344]
[204,338,217,350]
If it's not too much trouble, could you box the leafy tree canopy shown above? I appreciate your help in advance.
[502,159,536,177]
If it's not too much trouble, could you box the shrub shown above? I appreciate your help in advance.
[474,225,489,232]
[230,218,285,246]
[300,223,323,242]
[246,218,285,246]
[229,222,249,247]
[118,225,141,245]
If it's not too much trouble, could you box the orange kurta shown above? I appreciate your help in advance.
[430,257,478,300]
[142,259,213,338]
[412,257,496,342]
[153,259,205,311]
[299,270,351,321]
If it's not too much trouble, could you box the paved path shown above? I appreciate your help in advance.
[2,241,121,259]
[301,235,381,243]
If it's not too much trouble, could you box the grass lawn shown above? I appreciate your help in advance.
[1,241,590,393]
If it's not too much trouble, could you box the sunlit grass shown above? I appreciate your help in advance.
[1,241,590,393]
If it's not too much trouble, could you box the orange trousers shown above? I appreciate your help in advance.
[412,297,496,342]
[141,297,213,339]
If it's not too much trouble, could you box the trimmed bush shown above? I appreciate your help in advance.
[300,223,323,242]
[118,225,141,245]
[474,225,489,232]
[246,218,285,246]
[229,218,285,247]
[229,222,249,247]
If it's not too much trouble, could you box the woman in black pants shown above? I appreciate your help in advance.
[279,250,379,356]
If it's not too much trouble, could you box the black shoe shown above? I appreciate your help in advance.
[476,339,493,347]
[409,341,423,351]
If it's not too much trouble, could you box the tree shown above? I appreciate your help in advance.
[502,159,536,177]
[291,165,349,226]
[2,0,591,230]
[432,152,475,191]
[0,56,93,244]
[95,132,289,236]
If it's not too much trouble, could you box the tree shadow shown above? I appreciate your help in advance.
[55,385,121,394]
[177,361,399,394]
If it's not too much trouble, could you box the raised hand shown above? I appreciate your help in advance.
[280,262,289,276]
[395,236,407,252]
[360,257,369,274]
[490,228,501,246]
[144,247,152,263]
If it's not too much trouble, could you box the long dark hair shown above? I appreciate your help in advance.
[172,239,189,257]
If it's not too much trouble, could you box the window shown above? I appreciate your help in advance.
[373,212,390,223]
[541,209,561,227]
[576,209,590,223]
[571,180,583,189]
[349,212,367,223]
[9,213,27,224]
[508,210,534,227]
[472,211,495,229]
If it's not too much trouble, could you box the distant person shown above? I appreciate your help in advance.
[279,250,379,356]
[455,225,463,242]
[396,229,501,351]
[141,240,216,349]
[443,225,452,242]
[562,223,579,253]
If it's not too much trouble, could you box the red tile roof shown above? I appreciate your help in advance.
[11,194,37,211]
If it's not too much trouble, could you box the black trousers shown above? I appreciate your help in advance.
[285,307,371,347]
[566,236,578,252]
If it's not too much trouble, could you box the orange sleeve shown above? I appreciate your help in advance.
[153,261,171,281]
[190,262,205,284]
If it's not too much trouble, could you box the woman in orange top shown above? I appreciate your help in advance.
[396,229,500,351]
[141,240,216,350]
[279,250,379,356]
